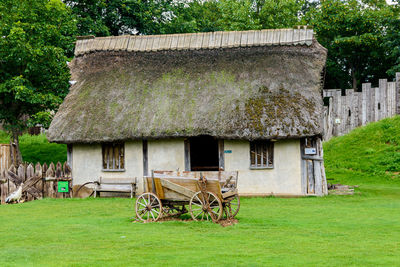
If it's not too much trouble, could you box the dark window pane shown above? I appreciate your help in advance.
[250,142,255,166]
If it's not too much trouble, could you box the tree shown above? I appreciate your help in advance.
[304,0,400,89]
[386,2,400,77]
[64,0,110,36]
[66,0,179,36]
[254,0,304,29]
[0,0,77,164]
[67,0,306,36]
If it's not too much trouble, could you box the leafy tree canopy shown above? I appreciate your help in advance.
[67,0,305,36]
[0,0,77,163]
[303,0,400,89]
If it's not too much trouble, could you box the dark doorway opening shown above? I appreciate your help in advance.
[189,135,219,171]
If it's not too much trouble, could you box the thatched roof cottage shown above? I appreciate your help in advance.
[48,28,328,196]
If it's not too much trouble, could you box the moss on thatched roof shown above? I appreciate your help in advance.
[47,30,327,143]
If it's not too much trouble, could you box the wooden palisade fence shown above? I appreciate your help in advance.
[323,72,400,140]
[0,162,72,204]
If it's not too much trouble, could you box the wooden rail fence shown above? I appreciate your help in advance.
[323,72,400,140]
[0,162,72,204]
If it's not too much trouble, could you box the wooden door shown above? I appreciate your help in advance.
[300,137,328,196]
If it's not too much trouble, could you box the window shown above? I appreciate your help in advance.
[102,143,125,171]
[250,141,273,168]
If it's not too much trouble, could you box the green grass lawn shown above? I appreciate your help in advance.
[0,192,399,266]
[1,118,400,266]
[0,131,66,164]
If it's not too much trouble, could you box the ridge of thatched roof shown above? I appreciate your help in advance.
[48,29,327,144]
[74,28,314,56]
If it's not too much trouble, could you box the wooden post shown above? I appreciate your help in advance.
[142,140,148,177]
[396,72,400,114]
[218,140,224,171]
[388,82,396,117]
[361,83,368,125]
[379,79,387,120]
[0,144,11,174]
[184,139,191,171]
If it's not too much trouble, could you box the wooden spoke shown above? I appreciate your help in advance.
[135,192,163,222]
[189,191,223,222]
[224,194,240,218]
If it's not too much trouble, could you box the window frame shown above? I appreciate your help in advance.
[102,143,125,172]
[249,140,274,169]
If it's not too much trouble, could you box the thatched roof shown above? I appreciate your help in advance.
[47,28,327,144]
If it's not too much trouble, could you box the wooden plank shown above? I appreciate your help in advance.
[170,34,179,50]
[365,83,375,123]
[160,178,196,199]
[361,83,367,125]
[332,90,340,136]
[247,30,255,46]
[162,188,191,201]
[17,164,25,182]
[379,79,388,120]
[182,34,191,50]
[133,36,143,51]
[253,30,260,46]
[305,29,313,45]
[142,140,148,176]
[127,36,136,51]
[99,177,136,184]
[218,140,224,171]
[388,82,396,116]
[240,31,248,47]
[154,178,164,199]
[259,29,268,45]
[0,144,11,173]
[314,161,323,196]
[213,32,223,48]
[359,89,364,126]
[266,29,274,45]
[374,86,380,121]
[151,35,160,51]
[138,36,148,51]
[201,32,211,49]
[226,31,235,48]
[272,29,280,45]
[114,146,119,169]
[121,35,129,50]
[145,36,154,52]
[307,160,314,194]
[96,184,133,192]
[396,73,400,114]
[293,28,300,44]
[184,139,190,171]
[221,31,229,48]
[189,33,200,50]
[193,33,204,50]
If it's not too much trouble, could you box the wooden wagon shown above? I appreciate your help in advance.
[135,171,240,222]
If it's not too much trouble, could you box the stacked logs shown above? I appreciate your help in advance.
[0,162,72,204]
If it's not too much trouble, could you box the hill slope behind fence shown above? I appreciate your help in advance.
[323,72,400,140]
[0,162,72,204]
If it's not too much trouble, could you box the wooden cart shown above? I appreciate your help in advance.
[135,171,240,222]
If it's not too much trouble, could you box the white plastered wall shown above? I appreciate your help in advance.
[224,139,303,196]
[72,138,303,196]
[72,141,143,186]
[147,139,185,173]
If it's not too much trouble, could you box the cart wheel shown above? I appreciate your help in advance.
[135,192,163,222]
[189,191,223,221]
[224,194,240,218]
